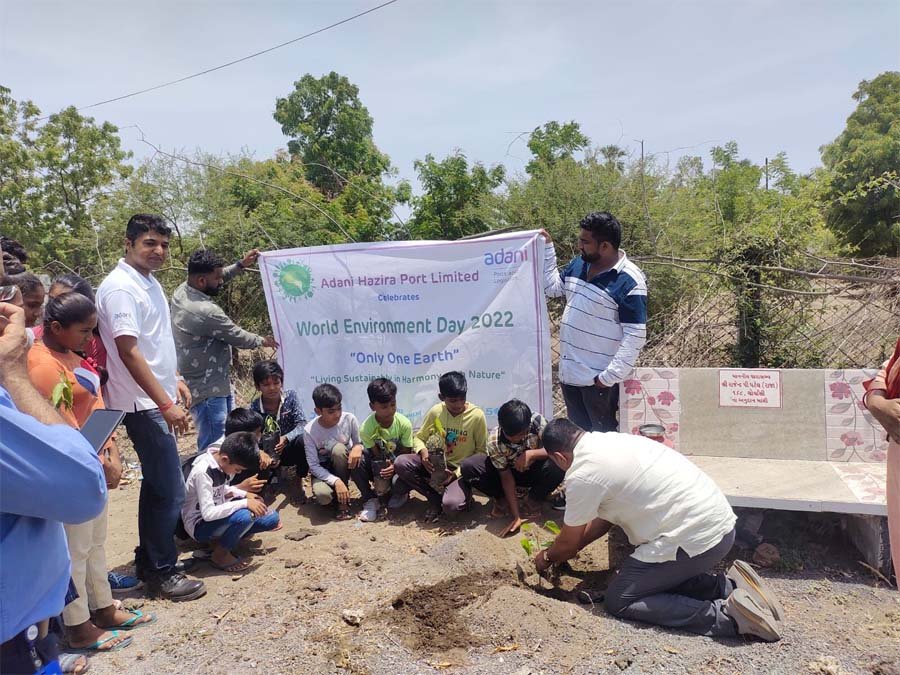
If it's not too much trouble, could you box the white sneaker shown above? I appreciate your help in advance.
[359,498,380,522]
[725,589,781,642]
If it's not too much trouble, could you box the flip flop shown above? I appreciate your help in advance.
[335,509,353,521]
[59,653,90,674]
[104,609,157,631]
[210,556,252,573]
[67,631,133,654]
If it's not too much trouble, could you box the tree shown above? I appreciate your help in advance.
[821,71,900,256]
[409,151,505,240]
[599,144,627,172]
[525,121,589,176]
[273,72,390,197]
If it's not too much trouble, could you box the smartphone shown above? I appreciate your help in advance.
[79,409,125,452]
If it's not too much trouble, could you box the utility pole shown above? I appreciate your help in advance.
[765,157,769,191]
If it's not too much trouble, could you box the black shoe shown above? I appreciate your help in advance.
[148,572,207,602]
[551,492,566,511]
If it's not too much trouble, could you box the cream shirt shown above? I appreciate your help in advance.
[564,431,736,563]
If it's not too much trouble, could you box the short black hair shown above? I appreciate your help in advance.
[51,273,95,303]
[187,248,225,276]
[43,292,96,329]
[438,371,467,398]
[252,360,284,387]
[219,431,260,470]
[125,214,172,243]
[541,418,582,454]
[1,236,27,272]
[579,211,621,249]
[498,399,532,436]
[312,383,342,409]
[7,272,43,296]
[224,407,264,436]
[367,377,396,404]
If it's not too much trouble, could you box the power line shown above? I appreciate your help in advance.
[40,0,400,119]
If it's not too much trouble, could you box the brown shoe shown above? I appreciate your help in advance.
[725,589,781,642]
[728,560,784,622]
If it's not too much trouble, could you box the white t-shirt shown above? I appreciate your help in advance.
[303,412,361,486]
[564,432,736,563]
[96,259,178,412]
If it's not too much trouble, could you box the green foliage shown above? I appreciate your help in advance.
[519,520,560,558]
[409,151,505,240]
[273,72,391,197]
[51,373,73,411]
[820,71,900,256]
[526,121,590,176]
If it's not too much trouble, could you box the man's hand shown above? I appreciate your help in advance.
[514,450,534,473]
[379,461,395,480]
[593,375,609,390]
[533,549,552,574]
[334,479,350,506]
[247,497,267,517]
[176,379,192,409]
[162,404,190,435]
[538,229,552,243]
[258,451,273,470]
[262,336,278,349]
[274,435,288,452]
[0,303,28,381]
[240,249,261,269]
[419,447,434,473]
[235,475,265,493]
[501,516,524,538]
[348,445,363,469]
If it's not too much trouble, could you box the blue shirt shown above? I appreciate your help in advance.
[0,384,107,642]
[544,241,647,386]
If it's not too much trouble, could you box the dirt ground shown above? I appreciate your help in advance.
[88,433,900,675]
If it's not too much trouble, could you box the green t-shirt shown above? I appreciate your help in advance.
[360,412,418,456]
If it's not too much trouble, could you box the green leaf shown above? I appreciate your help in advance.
[542,520,561,535]
[541,541,552,549]
[520,538,534,556]
[520,522,532,533]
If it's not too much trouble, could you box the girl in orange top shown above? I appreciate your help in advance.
[864,336,900,586]
[27,293,153,653]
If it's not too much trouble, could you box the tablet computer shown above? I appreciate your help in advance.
[80,409,126,452]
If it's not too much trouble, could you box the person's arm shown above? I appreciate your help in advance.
[543,238,567,298]
[223,249,260,283]
[499,468,521,520]
[284,393,306,442]
[867,390,900,442]
[102,438,123,489]
[115,335,189,432]
[194,471,248,522]
[472,410,489,454]
[305,429,339,485]
[415,408,437,448]
[536,518,612,572]
[189,304,269,350]
[596,284,647,387]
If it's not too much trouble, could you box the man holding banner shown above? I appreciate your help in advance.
[542,212,647,433]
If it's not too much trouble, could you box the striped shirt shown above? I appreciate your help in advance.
[544,241,647,386]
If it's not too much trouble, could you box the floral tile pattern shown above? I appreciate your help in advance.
[619,368,681,450]
[824,369,889,463]
[831,463,888,504]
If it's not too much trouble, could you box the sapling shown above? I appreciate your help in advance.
[517,520,562,588]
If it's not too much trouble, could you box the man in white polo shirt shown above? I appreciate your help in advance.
[96,214,206,602]
[534,418,784,642]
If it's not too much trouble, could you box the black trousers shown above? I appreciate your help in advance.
[460,453,565,502]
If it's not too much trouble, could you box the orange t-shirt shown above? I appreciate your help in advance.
[27,341,105,430]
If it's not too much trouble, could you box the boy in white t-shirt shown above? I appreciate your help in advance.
[303,384,362,520]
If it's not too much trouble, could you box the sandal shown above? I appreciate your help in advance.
[103,609,156,631]
[59,652,90,674]
[335,508,353,521]
[67,631,133,654]
[210,556,252,573]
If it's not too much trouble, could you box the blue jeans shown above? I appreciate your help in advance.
[193,508,280,552]
[124,409,185,576]
[191,395,233,451]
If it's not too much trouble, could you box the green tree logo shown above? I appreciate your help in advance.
[274,261,314,301]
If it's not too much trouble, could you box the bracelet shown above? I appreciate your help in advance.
[159,399,175,413]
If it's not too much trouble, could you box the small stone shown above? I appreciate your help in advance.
[284,559,302,569]
[615,657,633,671]
[370,535,377,542]
[339,542,349,550]
[285,529,316,542]
[342,609,364,626]
[752,543,781,568]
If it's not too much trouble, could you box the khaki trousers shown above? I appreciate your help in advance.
[62,500,113,626]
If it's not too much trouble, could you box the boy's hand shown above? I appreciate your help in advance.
[274,436,288,452]
[514,450,533,473]
[418,447,434,473]
[247,498,267,517]
[334,479,350,506]
[538,228,552,243]
[235,475,265,493]
[379,461,395,480]
[348,445,363,469]
[101,451,123,489]
[258,451,273,470]
[501,516,524,538]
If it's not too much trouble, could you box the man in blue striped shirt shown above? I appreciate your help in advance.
[542,212,647,432]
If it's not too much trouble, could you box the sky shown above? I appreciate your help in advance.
[1,0,898,191]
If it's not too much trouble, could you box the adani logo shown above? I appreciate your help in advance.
[273,261,314,301]
[482,246,528,266]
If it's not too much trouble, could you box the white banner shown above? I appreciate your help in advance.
[259,231,552,428]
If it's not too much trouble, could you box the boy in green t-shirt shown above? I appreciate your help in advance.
[393,371,488,522]
[352,378,420,522]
